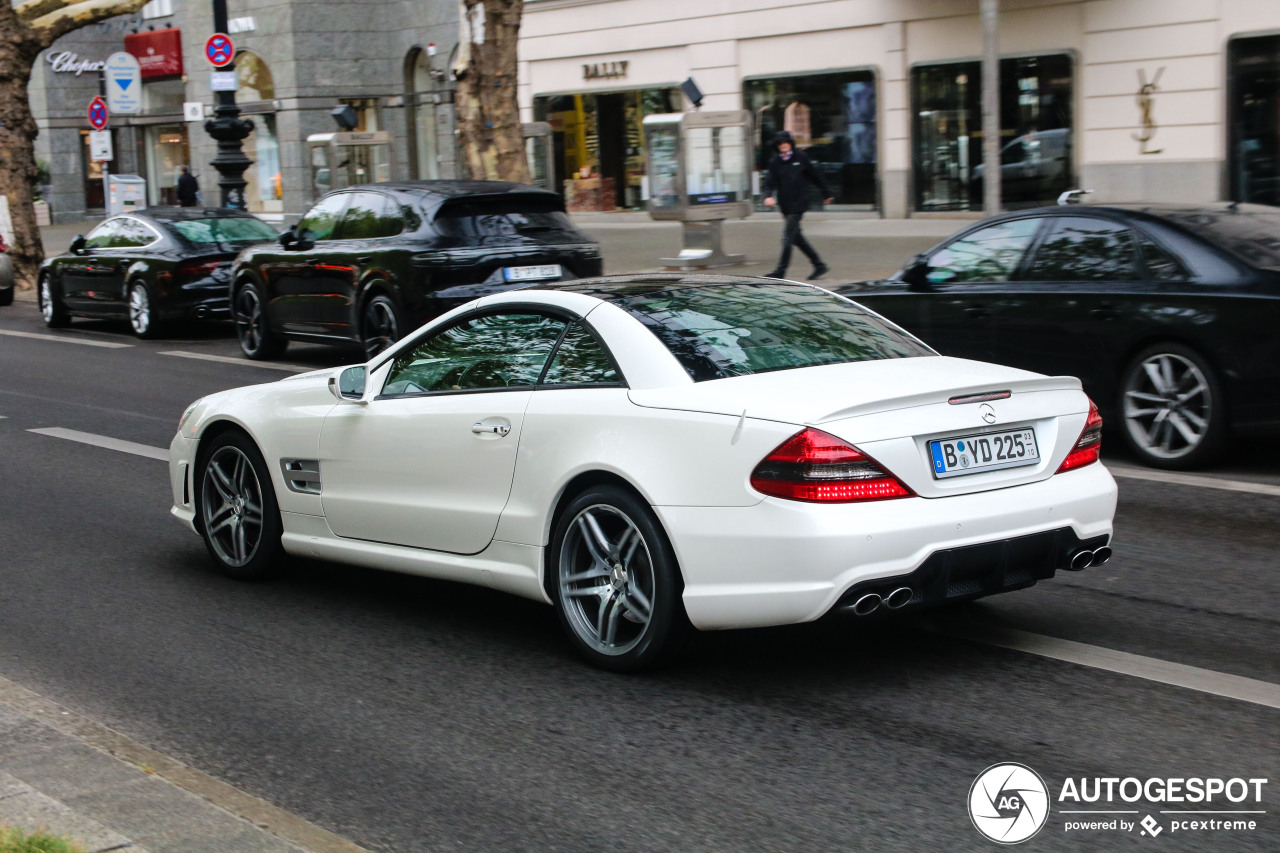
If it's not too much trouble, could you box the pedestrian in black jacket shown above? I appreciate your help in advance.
[177,167,200,207]
[761,130,832,280]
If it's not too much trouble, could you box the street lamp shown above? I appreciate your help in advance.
[203,0,253,209]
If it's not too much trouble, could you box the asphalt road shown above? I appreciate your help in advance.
[1,301,1277,852]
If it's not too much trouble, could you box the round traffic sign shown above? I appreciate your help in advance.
[205,33,235,67]
[87,96,109,130]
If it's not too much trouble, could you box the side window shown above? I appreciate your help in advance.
[1135,232,1189,281]
[382,312,569,397]
[1025,217,1139,281]
[373,195,405,238]
[335,192,401,240]
[114,218,158,248]
[297,194,349,243]
[84,219,124,250]
[927,218,1041,283]
[541,322,621,386]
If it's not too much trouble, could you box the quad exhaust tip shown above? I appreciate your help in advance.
[851,593,882,616]
[884,587,914,610]
[1068,546,1113,571]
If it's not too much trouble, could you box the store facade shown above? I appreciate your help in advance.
[520,0,1280,217]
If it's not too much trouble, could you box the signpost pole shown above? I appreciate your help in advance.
[97,71,110,213]
[204,0,253,209]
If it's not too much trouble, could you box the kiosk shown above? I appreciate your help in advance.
[106,175,146,214]
[523,122,554,192]
[306,131,395,200]
[643,111,753,269]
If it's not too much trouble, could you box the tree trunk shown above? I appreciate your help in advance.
[0,5,48,291]
[456,0,530,184]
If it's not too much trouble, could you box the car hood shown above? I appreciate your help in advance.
[627,356,1081,425]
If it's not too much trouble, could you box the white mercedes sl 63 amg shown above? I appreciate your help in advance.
[169,275,1117,670]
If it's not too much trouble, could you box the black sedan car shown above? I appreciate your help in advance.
[837,203,1280,469]
[229,181,603,360]
[39,207,279,338]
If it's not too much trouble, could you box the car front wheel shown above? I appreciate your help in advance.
[234,282,286,360]
[550,486,689,671]
[197,431,283,580]
[39,275,69,327]
[1120,343,1225,469]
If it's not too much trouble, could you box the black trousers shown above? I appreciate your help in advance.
[774,212,823,274]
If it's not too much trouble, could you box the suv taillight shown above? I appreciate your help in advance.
[751,428,913,503]
[1056,398,1103,473]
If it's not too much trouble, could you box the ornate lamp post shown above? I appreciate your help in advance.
[204,0,253,209]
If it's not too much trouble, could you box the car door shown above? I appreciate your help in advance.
[324,191,402,337]
[263,193,351,336]
[60,218,125,311]
[94,217,161,314]
[908,216,1046,363]
[318,310,570,554]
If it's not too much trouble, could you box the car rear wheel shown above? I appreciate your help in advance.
[550,486,689,671]
[234,282,287,360]
[197,431,283,580]
[361,294,401,359]
[128,281,163,339]
[39,275,69,327]
[1120,343,1225,469]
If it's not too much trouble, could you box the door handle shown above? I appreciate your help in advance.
[356,256,373,264]
[1091,301,1118,320]
[472,421,511,437]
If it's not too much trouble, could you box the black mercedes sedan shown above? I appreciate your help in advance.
[229,181,604,360]
[836,203,1280,469]
[39,207,279,338]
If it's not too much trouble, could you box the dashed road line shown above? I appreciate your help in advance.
[0,329,132,348]
[159,350,316,372]
[1108,463,1280,497]
[29,427,167,461]
[931,620,1280,710]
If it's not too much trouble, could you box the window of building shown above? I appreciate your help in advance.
[233,52,281,214]
[743,69,878,208]
[1228,34,1280,207]
[144,124,189,205]
[141,0,173,19]
[338,98,381,132]
[407,47,440,179]
[912,54,1074,211]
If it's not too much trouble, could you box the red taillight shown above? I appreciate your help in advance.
[174,259,226,281]
[750,428,914,503]
[1056,398,1103,473]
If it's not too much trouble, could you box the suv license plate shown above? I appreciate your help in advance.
[503,264,562,282]
[929,427,1039,479]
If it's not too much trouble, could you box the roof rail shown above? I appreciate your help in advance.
[1057,189,1093,206]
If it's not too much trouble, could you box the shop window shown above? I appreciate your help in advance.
[234,52,281,214]
[1228,34,1280,207]
[236,51,275,102]
[912,54,1073,212]
[144,124,189,205]
[743,70,877,208]
[407,47,440,179]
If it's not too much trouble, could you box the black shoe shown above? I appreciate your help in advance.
[763,269,786,279]
[808,264,830,281]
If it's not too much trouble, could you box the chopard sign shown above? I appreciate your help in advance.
[583,60,628,81]
[45,51,106,75]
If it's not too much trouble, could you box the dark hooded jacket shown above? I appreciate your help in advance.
[762,131,831,214]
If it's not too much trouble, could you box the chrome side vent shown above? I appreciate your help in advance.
[280,459,322,495]
[948,390,1012,405]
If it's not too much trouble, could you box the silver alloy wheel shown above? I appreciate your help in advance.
[363,297,399,358]
[558,504,655,656]
[40,278,54,323]
[1122,351,1212,460]
[200,445,266,568]
[128,283,150,335]
[235,287,265,353]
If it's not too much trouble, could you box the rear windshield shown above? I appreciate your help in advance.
[434,196,578,240]
[615,283,934,381]
[1159,208,1280,269]
[169,217,279,247]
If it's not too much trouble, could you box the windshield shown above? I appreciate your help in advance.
[169,217,280,247]
[1158,208,1280,269]
[434,196,578,240]
[614,282,934,382]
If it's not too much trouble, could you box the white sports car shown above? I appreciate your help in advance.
[170,275,1116,670]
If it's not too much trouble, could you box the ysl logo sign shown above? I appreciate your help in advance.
[1133,67,1164,155]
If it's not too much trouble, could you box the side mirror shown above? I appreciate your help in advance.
[278,225,296,249]
[899,253,929,286]
[69,235,87,256]
[329,365,367,404]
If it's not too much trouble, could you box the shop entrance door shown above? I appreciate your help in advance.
[596,94,626,209]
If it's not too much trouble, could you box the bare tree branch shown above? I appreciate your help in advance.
[24,0,149,48]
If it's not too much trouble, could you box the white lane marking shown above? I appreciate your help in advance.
[1107,463,1280,497]
[931,621,1280,710]
[159,350,314,373]
[29,427,168,461]
[0,329,132,348]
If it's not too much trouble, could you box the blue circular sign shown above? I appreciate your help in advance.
[205,33,235,67]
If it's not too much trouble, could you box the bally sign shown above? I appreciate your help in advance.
[583,60,628,81]
[124,27,184,79]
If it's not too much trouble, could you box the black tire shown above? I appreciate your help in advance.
[39,274,69,327]
[361,293,402,359]
[196,430,284,581]
[549,485,690,672]
[233,282,287,360]
[0,287,12,307]
[1119,342,1226,470]
[127,280,164,339]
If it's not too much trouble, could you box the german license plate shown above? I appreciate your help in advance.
[929,427,1039,479]
[503,264,562,282]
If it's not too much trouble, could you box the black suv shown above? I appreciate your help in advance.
[231,181,604,359]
